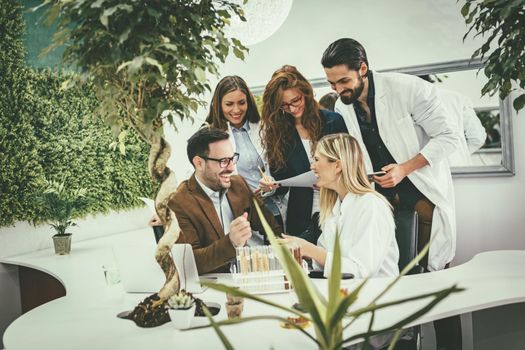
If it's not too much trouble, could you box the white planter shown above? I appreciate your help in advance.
[168,304,195,329]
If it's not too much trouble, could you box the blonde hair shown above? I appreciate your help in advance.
[316,133,391,225]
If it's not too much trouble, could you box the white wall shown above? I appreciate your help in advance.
[0,207,150,258]
[453,97,525,265]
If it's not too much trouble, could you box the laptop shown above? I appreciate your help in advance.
[114,243,204,294]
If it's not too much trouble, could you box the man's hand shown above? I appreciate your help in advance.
[148,214,162,227]
[374,154,429,188]
[229,212,252,247]
[374,163,408,188]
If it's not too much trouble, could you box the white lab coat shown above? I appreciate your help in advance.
[437,89,486,166]
[335,72,459,271]
[317,192,399,278]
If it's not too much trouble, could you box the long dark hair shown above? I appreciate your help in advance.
[261,65,323,171]
[205,76,260,130]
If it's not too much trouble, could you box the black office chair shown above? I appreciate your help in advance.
[388,209,423,350]
[394,209,424,275]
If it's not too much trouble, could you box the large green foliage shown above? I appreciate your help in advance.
[0,0,43,226]
[0,0,155,227]
[0,68,155,227]
[462,0,525,112]
[37,0,248,143]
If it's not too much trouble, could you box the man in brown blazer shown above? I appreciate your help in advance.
[168,127,281,274]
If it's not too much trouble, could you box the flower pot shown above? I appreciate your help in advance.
[225,300,244,319]
[168,304,195,329]
[52,234,72,255]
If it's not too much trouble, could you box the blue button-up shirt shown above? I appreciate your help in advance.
[231,121,264,191]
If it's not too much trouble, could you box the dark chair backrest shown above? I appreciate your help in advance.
[393,209,423,274]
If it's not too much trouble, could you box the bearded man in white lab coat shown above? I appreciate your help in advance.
[322,38,461,350]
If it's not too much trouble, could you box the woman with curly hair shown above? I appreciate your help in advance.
[259,65,347,240]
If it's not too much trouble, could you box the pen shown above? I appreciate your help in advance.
[258,165,270,183]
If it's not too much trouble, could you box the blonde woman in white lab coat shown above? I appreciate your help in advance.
[282,133,399,278]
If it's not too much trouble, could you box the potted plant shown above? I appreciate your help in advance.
[167,290,196,329]
[39,179,88,255]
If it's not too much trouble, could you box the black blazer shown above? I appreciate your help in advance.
[271,109,348,236]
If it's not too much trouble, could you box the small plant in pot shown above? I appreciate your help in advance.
[167,290,195,329]
[38,179,89,255]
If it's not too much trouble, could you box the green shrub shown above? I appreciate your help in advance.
[0,0,155,227]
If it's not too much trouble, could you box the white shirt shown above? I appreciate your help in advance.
[195,176,265,247]
[317,192,399,278]
[195,177,234,233]
[301,139,320,215]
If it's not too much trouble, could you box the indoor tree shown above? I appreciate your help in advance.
[461,0,525,112]
[36,0,248,323]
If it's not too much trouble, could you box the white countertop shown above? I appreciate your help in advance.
[2,229,525,350]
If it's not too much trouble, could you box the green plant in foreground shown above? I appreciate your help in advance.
[189,201,463,350]
[38,179,89,236]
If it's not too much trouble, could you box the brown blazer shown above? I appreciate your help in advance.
[168,174,281,274]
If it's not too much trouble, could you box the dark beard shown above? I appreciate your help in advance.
[339,76,365,105]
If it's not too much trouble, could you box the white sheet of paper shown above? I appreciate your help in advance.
[274,170,317,188]
[138,197,156,214]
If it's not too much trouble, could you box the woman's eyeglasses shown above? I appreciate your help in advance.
[280,95,303,112]
[200,153,240,168]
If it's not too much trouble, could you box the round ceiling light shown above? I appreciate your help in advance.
[224,0,294,46]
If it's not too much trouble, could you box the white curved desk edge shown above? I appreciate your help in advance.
[2,229,524,350]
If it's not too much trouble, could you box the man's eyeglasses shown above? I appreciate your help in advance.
[280,95,303,112]
[200,153,240,168]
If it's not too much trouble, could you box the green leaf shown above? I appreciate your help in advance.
[118,29,131,44]
[91,0,105,9]
[144,57,165,76]
[461,3,470,17]
[202,281,307,318]
[253,201,328,341]
[44,4,60,26]
[233,47,245,60]
[513,93,525,112]
[116,56,144,75]
[200,304,234,350]
[194,67,206,83]
[117,130,127,142]
[329,279,367,330]
[326,228,341,323]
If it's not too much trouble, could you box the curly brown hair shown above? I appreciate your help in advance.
[260,65,323,171]
[205,76,260,130]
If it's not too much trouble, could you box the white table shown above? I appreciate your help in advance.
[2,229,525,350]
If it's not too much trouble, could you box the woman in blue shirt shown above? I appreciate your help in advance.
[205,76,283,225]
